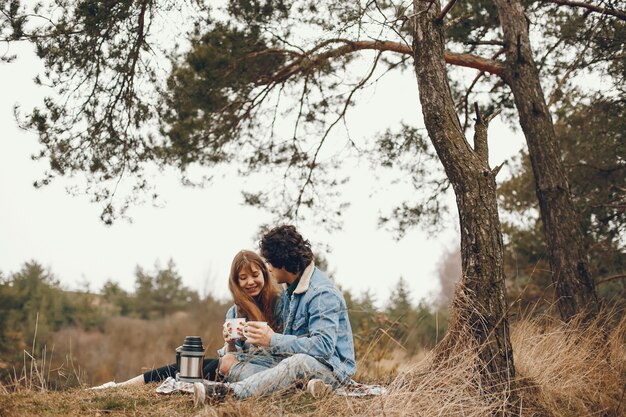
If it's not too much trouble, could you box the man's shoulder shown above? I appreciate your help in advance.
[310,268,334,287]
[308,269,343,297]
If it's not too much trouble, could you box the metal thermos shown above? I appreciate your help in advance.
[176,336,205,382]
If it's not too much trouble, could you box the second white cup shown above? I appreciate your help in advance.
[243,321,268,338]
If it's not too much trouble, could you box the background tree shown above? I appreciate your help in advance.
[133,260,199,319]
[499,97,626,313]
[385,278,447,354]
[101,280,133,316]
[492,0,605,321]
[386,277,413,324]
[0,261,105,380]
[386,0,625,321]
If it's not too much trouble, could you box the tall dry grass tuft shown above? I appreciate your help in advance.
[311,312,624,417]
[512,311,626,417]
[375,352,509,416]
[0,312,87,393]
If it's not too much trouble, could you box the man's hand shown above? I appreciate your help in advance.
[244,322,274,347]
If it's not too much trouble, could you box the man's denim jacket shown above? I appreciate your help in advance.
[270,263,356,383]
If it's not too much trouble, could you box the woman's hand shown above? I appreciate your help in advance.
[244,322,274,347]
[223,325,238,351]
[222,325,233,343]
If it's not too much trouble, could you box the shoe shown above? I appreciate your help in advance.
[87,381,117,390]
[306,379,333,398]
[193,381,234,406]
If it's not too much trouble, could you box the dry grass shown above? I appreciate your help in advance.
[0,314,624,417]
[47,311,226,385]
[512,313,626,417]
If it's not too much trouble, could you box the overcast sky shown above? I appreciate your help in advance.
[0,39,525,307]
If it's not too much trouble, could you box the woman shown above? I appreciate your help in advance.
[89,250,282,389]
[218,250,283,381]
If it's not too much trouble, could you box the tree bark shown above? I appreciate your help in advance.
[411,0,516,410]
[494,0,599,322]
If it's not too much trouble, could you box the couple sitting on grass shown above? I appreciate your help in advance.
[93,225,356,404]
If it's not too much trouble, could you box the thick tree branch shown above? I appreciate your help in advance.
[445,50,504,75]
[543,0,626,21]
[256,40,505,85]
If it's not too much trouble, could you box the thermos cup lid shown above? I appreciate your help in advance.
[182,336,204,352]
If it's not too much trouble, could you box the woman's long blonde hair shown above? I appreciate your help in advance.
[228,250,281,331]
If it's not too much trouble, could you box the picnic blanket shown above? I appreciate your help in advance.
[335,381,387,397]
[155,377,196,394]
[155,377,387,397]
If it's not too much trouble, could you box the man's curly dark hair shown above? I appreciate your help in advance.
[259,225,314,274]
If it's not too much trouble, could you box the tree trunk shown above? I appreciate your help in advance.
[411,0,516,410]
[494,0,599,322]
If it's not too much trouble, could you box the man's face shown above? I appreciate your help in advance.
[266,262,291,284]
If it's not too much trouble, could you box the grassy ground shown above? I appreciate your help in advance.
[0,384,393,417]
[1,384,187,417]
[1,313,624,417]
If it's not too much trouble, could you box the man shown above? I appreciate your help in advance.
[194,225,356,404]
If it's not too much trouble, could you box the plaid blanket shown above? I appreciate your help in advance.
[335,381,387,397]
[155,377,195,394]
[155,377,387,397]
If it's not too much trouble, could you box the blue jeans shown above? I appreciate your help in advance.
[225,351,287,383]
[229,353,338,399]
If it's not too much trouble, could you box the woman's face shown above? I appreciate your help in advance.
[237,262,265,297]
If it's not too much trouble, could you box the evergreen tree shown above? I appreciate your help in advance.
[133,260,200,319]
[101,280,133,316]
[386,277,413,324]
[0,261,90,378]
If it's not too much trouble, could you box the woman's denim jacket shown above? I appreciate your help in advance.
[269,263,356,383]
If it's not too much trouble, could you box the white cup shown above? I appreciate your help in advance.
[243,321,268,338]
[223,318,246,339]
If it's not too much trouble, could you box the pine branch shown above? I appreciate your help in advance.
[255,40,505,84]
[596,274,626,285]
[543,0,626,21]
[436,0,459,22]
